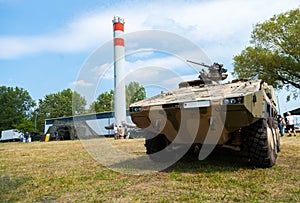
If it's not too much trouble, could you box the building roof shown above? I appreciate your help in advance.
[288,107,300,115]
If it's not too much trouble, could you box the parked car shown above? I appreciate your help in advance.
[0,129,21,142]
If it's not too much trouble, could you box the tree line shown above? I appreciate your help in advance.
[0,82,145,133]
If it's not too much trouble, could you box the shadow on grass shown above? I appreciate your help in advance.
[163,147,250,174]
[0,175,34,201]
[108,147,250,174]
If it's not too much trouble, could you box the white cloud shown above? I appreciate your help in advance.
[72,79,93,87]
[0,0,298,60]
[91,63,114,79]
[119,54,200,92]
[162,74,199,87]
[126,50,155,59]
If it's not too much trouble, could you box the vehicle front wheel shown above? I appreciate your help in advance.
[242,119,279,168]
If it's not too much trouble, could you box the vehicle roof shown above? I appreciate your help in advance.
[131,79,262,107]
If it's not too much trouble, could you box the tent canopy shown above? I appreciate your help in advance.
[285,107,300,115]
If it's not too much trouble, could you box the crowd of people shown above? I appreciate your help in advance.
[114,125,130,140]
[277,112,297,137]
[18,131,31,142]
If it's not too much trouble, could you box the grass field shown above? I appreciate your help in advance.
[0,133,299,202]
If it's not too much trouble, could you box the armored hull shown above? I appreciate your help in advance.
[130,78,280,168]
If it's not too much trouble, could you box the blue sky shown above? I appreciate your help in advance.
[0,0,299,112]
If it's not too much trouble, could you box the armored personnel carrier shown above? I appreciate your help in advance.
[129,61,280,168]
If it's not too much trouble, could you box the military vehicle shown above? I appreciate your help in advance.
[129,61,280,168]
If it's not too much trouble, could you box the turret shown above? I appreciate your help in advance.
[179,60,228,88]
[186,60,228,83]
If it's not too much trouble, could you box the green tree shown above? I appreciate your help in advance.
[36,89,86,132]
[0,86,35,132]
[126,82,146,108]
[73,91,87,115]
[233,8,300,100]
[13,118,35,133]
[90,82,146,112]
[90,90,114,113]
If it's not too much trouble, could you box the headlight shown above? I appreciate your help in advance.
[223,97,243,105]
[129,106,142,112]
[223,98,230,104]
[230,98,237,104]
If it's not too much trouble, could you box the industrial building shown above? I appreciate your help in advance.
[44,110,133,138]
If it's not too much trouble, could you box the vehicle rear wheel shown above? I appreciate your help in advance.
[242,119,279,168]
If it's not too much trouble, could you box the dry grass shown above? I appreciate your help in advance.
[0,133,299,202]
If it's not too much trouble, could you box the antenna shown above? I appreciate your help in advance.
[253,24,261,79]
[276,95,281,115]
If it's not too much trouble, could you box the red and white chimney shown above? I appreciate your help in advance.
[112,16,126,127]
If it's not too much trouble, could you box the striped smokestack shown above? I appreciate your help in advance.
[112,16,126,127]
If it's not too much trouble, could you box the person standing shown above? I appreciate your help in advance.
[19,132,24,143]
[286,112,296,136]
[277,115,285,137]
[25,132,30,142]
[55,131,59,141]
[124,125,129,139]
[114,124,118,140]
[118,126,123,139]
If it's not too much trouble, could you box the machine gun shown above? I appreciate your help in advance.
[186,60,228,83]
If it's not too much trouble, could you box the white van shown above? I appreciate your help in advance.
[0,129,21,142]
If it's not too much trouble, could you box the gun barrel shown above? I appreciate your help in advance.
[186,60,210,68]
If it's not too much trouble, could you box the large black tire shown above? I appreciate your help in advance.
[145,134,175,162]
[145,134,169,154]
[242,119,279,168]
